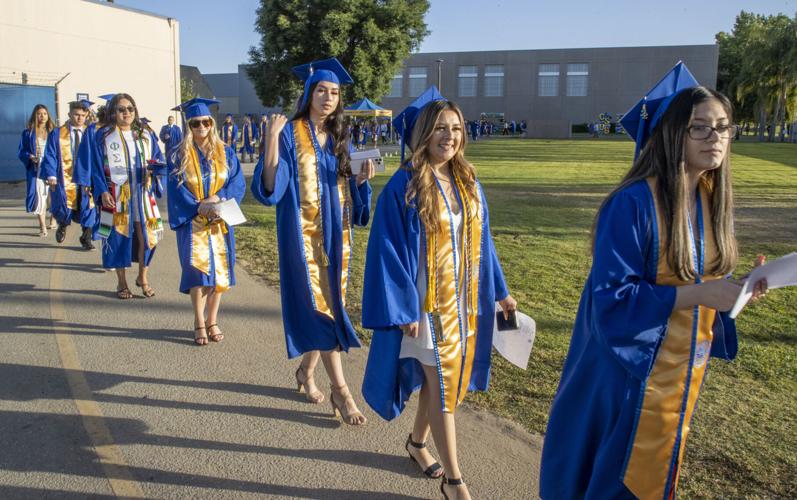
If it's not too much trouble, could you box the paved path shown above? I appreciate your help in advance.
[0,181,541,499]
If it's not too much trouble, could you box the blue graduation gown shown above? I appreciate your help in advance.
[250,120,372,358]
[159,124,183,155]
[17,129,45,213]
[39,126,97,228]
[74,126,165,269]
[167,145,246,293]
[240,123,256,154]
[221,123,238,148]
[539,180,738,499]
[360,168,509,420]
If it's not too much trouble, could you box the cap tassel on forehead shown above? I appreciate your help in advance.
[620,61,699,159]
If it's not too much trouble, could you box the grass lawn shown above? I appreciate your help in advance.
[235,138,796,498]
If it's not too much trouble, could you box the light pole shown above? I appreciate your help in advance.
[436,59,444,91]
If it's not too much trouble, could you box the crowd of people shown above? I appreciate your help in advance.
[14,58,769,500]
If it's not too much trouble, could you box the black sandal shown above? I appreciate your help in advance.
[116,287,133,300]
[135,279,155,298]
[440,476,465,500]
[194,326,208,346]
[405,433,443,479]
[207,324,224,342]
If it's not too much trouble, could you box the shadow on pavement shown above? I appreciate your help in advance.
[0,257,105,274]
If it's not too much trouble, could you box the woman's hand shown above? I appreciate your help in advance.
[744,255,769,303]
[400,322,419,338]
[198,195,220,218]
[101,192,114,210]
[268,114,288,138]
[356,159,375,186]
[498,294,518,320]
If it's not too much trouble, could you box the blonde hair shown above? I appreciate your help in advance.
[173,116,225,183]
[404,100,478,233]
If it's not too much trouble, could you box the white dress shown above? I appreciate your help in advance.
[399,209,469,367]
[121,130,141,223]
[33,135,49,215]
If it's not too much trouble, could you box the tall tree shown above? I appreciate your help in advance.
[247,0,430,109]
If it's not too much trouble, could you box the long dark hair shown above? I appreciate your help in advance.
[103,93,144,138]
[291,81,352,178]
[593,86,737,280]
[27,104,55,132]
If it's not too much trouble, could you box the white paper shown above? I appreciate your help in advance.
[492,305,536,370]
[729,252,797,318]
[214,199,247,226]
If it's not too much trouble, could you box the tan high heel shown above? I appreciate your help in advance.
[294,365,324,404]
[329,384,367,426]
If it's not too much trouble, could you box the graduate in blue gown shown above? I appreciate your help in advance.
[539,63,769,500]
[167,98,245,345]
[250,57,375,425]
[40,99,97,249]
[258,114,268,156]
[239,115,256,162]
[221,114,238,151]
[74,93,165,300]
[18,104,56,235]
[361,86,516,498]
[159,115,183,156]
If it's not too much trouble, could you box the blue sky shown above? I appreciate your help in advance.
[115,0,796,74]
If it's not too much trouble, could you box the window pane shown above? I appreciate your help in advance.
[458,66,477,97]
[387,74,402,98]
[566,63,589,97]
[484,65,504,97]
[538,64,559,97]
[408,67,427,97]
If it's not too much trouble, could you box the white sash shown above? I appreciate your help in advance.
[105,128,129,185]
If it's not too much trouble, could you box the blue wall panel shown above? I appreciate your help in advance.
[0,84,56,181]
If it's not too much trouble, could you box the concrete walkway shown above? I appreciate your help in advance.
[0,181,541,499]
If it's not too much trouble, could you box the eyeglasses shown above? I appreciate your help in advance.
[116,106,135,114]
[687,124,735,141]
[189,119,212,129]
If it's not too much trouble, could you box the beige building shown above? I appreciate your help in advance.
[0,0,180,124]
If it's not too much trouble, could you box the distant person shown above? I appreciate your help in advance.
[250,57,374,425]
[510,120,516,135]
[75,93,165,299]
[258,114,268,155]
[469,119,478,141]
[380,121,388,144]
[520,119,527,136]
[159,115,183,156]
[539,65,769,499]
[40,99,96,249]
[240,115,256,162]
[221,114,238,150]
[167,98,246,345]
[18,104,56,236]
[352,121,361,150]
[502,120,509,136]
[362,88,516,499]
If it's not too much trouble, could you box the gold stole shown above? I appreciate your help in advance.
[624,178,720,499]
[294,119,353,318]
[424,175,483,412]
[225,125,233,146]
[58,125,78,209]
[182,143,231,292]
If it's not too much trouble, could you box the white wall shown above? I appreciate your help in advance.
[0,0,180,127]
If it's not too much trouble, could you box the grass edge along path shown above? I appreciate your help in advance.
[235,139,796,498]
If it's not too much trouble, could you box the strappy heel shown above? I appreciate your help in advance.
[405,433,443,478]
[294,365,324,404]
[207,323,224,342]
[440,476,465,500]
[329,384,367,426]
[194,326,208,346]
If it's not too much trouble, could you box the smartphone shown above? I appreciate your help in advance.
[350,149,384,172]
[496,310,519,331]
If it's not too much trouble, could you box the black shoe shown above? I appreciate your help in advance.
[405,433,443,478]
[55,224,67,243]
[440,476,465,500]
[80,228,95,250]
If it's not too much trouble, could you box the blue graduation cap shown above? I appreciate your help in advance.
[392,85,447,162]
[69,99,94,109]
[172,97,220,120]
[620,61,699,158]
[292,57,354,109]
[98,94,116,102]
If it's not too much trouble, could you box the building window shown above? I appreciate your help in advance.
[458,66,478,97]
[387,73,403,98]
[484,65,504,97]
[408,67,427,97]
[538,64,559,97]
[566,63,589,97]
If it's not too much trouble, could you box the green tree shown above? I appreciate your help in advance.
[247,0,429,109]
[181,77,196,102]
